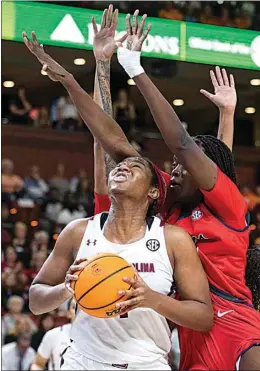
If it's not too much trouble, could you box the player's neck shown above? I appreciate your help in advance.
[104,201,147,244]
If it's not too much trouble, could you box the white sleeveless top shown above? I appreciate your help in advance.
[70,213,173,364]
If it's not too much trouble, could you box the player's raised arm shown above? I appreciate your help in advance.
[29,219,87,315]
[200,67,237,151]
[93,5,118,197]
[117,11,219,191]
[22,28,138,164]
[117,225,213,332]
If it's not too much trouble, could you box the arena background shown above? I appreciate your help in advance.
[1,1,260,370]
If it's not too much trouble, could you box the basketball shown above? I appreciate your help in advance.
[71,253,135,318]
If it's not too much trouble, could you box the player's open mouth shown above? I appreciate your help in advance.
[170,177,182,188]
[114,172,129,182]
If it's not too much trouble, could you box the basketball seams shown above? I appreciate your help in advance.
[73,254,124,293]
[76,265,131,302]
[78,283,133,311]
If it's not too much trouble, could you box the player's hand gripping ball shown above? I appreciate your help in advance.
[69,253,135,318]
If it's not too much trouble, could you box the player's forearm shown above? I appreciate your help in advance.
[94,60,112,194]
[149,291,214,332]
[29,282,71,315]
[30,363,44,370]
[217,107,235,151]
[133,73,191,155]
[62,74,137,163]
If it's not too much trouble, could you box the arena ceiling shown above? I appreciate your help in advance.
[2,39,260,131]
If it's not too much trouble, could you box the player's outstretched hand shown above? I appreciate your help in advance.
[125,9,151,51]
[22,31,70,82]
[200,66,237,111]
[116,272,155,313]
[92,4,127,61]
[64,258,88,295]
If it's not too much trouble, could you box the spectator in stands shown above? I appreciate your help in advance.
[74,178,93,215]
[2,332,36,371]
[42,188,63,225]
[12,222,31,269]
[31,313,55,351]
[49,163,69,196]
[113,89,136,137]
[159,2,184,20]
[2,202,13,245]
[4,314,37,345]
[2,158,24,203]
[70,168,89,193]
[218,7,233,27]
[30,231,49,255]
[234,8,252,29]
[241,185,260,211]
[56,191,86,225]
[2,296,37,344]
[34,106,51,128]
[2,246,23,275]
[200,5,218,25]
[184,3,199,23]
[57,95,80,131]
[24,165,49,202]
[26,251,48,285]
[8,86,32,124]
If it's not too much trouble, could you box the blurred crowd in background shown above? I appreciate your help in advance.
[46,1,260,30]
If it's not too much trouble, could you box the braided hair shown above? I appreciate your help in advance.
[194,135,237,184]
[246,245,260,311]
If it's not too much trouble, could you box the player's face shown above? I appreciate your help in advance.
[108,157,157,201]
[169,155,198,202]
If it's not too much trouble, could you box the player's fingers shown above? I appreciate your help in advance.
[210,70,218,88]
[222,68,229,86]
[69,264,85,273]
[92,17,98,35]
[65,282,74,294]
[126,13,132,35]
[31,31,39,45]
[132,9,139,35]
[65,274,78,281]
[200,89,214,101]
[107,4,113,28]
[139,23,151,44]
[122,276,137,285]
[116,297,139,309]
[111,8,118,32]
[215,66,224,86]
[118,289,136,297]
[230,74,235,88]
[74,258,88,265]
[137,14,147,38]
[101,8,108,29]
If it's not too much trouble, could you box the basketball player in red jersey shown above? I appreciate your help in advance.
[22,7,260,369]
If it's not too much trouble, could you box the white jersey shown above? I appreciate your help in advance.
[70,213,174,365]
[38,324,71,370]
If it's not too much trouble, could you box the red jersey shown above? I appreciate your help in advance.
[94,168,252,302]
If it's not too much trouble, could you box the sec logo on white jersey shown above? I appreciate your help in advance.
[146,239,160,251]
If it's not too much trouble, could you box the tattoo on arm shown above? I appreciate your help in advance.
[96,60,117,177]
[96,60,113,117]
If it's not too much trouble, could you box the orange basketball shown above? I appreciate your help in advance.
[71,253,135,318]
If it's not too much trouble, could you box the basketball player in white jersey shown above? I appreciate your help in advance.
[24,22,213,371]
[30,298,75,371]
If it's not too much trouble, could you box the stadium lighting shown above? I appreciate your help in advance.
[41,69,48,75]
[31,220,39,227]
[10,208,17,215]
[250,79,260,86]
[74,58,86,65]
[3,80,15,88]
[173,99,184,106]
[127,79,136,86]
[245,107,256,114]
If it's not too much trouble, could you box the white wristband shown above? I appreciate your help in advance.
[117,48,144,79]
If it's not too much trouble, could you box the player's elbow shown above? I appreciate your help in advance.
[29,285,44,315]
[198,305,214,332]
